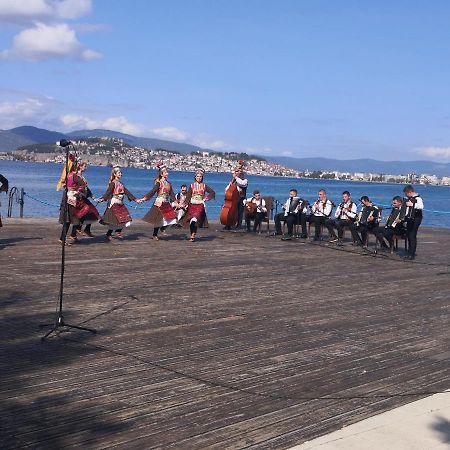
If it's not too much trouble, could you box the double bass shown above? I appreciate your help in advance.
[220,176,240,228]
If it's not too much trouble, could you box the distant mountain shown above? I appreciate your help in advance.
[1,125,449,176]
[67,129,203,154]
[268,156,450,177]
[0,126,67,151]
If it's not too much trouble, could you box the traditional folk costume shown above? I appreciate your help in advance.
[173,189,188,222]
[224,161,248,229]
[244,195,267,232]
[325,198,357,242]
[74,169,100,237]
[181,168,215,241]
[274,196,307,238]
[98,167,137,241]
[0,173,8,229]
[375,201,406,249]
[57,156,97,244]
[403,187,424,259]
[309,196,334,240]
[141,164,177,239]
[352,198,381,246]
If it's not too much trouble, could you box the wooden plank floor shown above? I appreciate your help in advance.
[1,218,449,449]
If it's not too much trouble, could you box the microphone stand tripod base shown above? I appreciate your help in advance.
[40,314,96,341]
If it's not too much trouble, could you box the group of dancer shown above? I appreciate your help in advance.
[57,155,215,244]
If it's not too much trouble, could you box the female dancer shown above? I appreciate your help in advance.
[182,167,215,241]
[57,154,87,245]
[138,163,178,240]
[96,166,138,242]
[75,161,100,237]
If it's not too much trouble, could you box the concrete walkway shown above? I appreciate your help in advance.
[294,390,450,449]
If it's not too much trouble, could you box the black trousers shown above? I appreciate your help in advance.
[353,224,379,245]
[308,215,327,238]
[275,212,298,236]
[406,217,422,256]
[325,218,355,239]
[245,212,266,231]
[237,199,245,227]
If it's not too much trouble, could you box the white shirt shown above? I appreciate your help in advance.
[312,198,333,217]
[245,196,267,213]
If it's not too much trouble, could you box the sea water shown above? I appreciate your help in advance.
[1,160,449,228]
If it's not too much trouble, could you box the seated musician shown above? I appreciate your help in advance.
[308,189,333,241]
[352,196,381,247]
[325,190,357,244]
[274,189,307,240]
[173,184,188,224]
[375,196,406,250]
[244,190,267,232]
[402,184,424,260]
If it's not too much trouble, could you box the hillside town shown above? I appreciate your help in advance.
[1,136,449,185]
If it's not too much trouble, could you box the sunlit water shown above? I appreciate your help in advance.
[1,160,449,228]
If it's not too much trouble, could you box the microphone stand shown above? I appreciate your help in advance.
[40,142,96,340]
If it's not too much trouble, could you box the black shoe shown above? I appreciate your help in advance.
[281,235,292,241]
[300,234,308,239]
[271,232,282,236]
[313,237,320,241]
[329,236,339,243]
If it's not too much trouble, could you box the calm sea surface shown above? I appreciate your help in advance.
[1,160,449,228]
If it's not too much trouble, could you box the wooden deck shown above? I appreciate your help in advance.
[1,218,449,449]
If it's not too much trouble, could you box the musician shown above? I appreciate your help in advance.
[325,190,357,244]
[403,184,424,260]
[352,196,381,247]
[173,184,188,224]
[225,165,248,229]
[309,189,334,241]
[0,173,8,229]
[274,189,306,240]
[244,190,267,232]
[375,196,406,249]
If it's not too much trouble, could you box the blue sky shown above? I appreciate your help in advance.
[1,0,450,162]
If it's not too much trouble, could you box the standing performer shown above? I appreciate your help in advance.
[220,160,248,230]
[182,167,215,242]
[402,184,424,260]
[96,166,138,242]
[0,173,8,229]
[138,163,178,240]
[75,161,100,237]
[57,154,88,245]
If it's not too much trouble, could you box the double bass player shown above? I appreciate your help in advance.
[221,161,248,230]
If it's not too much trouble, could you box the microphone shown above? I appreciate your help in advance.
[56,139,72,147]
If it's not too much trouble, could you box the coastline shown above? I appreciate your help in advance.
[2,158,449,186]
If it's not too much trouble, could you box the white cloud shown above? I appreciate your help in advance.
[0,96,56,128]
[0,0,91,23]
[418,146,450,161]
[192,133,233,150]
[0,0,101,62]
[151,127,190,141]
[54,0,91,19]
[1,22,102,61]
[60,114,144,135]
